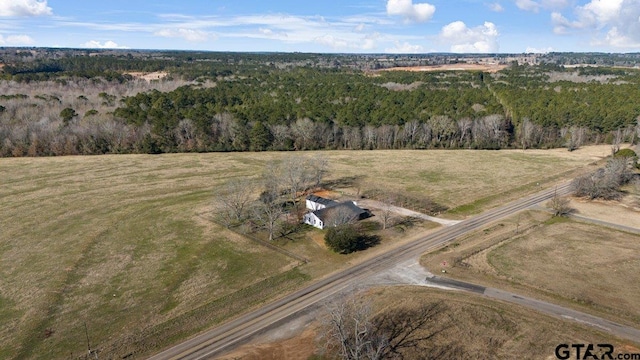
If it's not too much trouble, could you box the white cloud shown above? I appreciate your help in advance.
[516,0,540,12]
[81,40,129,49]
[551,12,574,34]
[361,32,380,50]
[604,26,640,47]
[0,34,35,45]
[361,38,377,50]
[542,0,571,9]
[57,12,418,52]
[314,35,349,49]
[155,28,213,42]
[552,0,640,48]
[385,41,424,53]
[0,0,52,17]
[515,0,570,12]
[440,21,499,53]
[314,33,379,50]
[525,46,554,53]
[488,2,505,12]
[386,0,436,23]
[258,27,288,39]
[579,0,624,24]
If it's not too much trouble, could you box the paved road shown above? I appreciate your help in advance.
[372,259,640,344]
[423,276,640,343]
[149,183,582,360]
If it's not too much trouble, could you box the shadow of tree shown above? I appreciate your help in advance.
[354,234,381,252]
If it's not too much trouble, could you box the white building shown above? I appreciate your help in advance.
[303,195,370,229]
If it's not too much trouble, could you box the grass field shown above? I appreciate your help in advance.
[422,210,640,328]
[222,287,639,360]
[0,146,610,359]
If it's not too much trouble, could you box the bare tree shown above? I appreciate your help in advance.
[572,158,634,200]
[214,178,255,226]
[456,118,472,148]
[403,120,421,148]
[291,117,317,150]
[269,124,291,150]
[363,125,377,150]
[547,189,572,217]
[379,196,396,230]
[344,126,363,150]
[320,293,459,360]
[567,126,586,151]
[321,295,387,360]
[252,196,284,241]
[309,154,329,189]
[611,127,623,155]
[280,155,311,218]
[428,115,456,147]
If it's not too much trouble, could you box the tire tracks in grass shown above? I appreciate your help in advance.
[12,209,135,360]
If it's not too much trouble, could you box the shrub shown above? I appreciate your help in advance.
[325,224,360,254]
[614,148,638,168]
[324,224,380,254]
[572,158,635,200]
[60,107,77,125]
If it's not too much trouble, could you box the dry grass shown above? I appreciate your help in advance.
[569,197,640,226]
[0,147,605,359]
[223,286,637,359]
[0,154,302,359]
[422,210,640,328]
[328,145,608,215]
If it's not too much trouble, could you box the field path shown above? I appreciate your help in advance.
[356,199,462,226]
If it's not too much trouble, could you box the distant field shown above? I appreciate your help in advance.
[328,146,608,214]
[0,147,608,359]
[378,63,508,73]
[422,210,640,328]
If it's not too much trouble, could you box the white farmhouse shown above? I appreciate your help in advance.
[303,195,370,229]
[305,194,338,211]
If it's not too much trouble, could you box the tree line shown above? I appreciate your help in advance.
[2,52,640,156]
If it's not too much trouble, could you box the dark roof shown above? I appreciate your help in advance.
[306,194,338,207]
[314,201,370,225]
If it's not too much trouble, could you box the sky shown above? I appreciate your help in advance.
[0,0,639,53]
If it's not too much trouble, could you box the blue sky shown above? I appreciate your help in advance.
[1,0,639,53]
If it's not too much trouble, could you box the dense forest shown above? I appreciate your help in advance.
[0,48,639,156]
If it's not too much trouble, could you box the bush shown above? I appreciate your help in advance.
[547,193,572,217]
[324,224,380,254]
[325,225,360,254]
[572,158,635,200]
[60,107,77,124]
[614,148,637,158]
[614,148,638,168]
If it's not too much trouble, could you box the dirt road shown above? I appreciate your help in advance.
[357,198,461,226]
